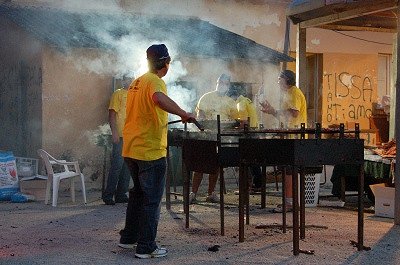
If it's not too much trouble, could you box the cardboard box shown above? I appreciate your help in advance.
[370,183,395,218]
[19,177,47,201]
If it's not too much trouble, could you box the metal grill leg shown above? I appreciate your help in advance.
[239,165,246,242]
[300,167,305,239]
[358,164,364,250]
[292,166,299,256]
[220,167,225,236]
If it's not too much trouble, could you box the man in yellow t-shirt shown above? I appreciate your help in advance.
[236,94,258,128]
[189,74,238,204]
[195,74,238,121]
[261,70,307,129]
[119,44,195,259]
[228,87,263,191]
[102,75,132,205]
[260,70,307,212]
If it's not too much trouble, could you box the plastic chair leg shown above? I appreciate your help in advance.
[70,178,75,203]
[45,178,52,205]
[80,173,87,204]
[52,178,60,207]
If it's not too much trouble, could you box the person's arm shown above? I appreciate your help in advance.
[196,109,206,120]
[152,92,194,122]
[260,100,278,117]
[108,109,119,144]
[195,95,206,120]
[260,100,299,119]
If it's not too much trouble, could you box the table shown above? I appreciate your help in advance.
[331,154,394,201]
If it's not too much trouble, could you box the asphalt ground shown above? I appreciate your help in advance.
[1,181,399,265]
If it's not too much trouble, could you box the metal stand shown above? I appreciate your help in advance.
[238,124,365,255]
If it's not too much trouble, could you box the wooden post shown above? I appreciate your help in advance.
[296,25,307,93]
[394,5,400,225]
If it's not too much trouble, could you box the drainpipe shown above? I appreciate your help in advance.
[282,17,291,71]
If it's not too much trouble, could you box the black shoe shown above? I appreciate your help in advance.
[115,197,129,203]
[103,199,115,205]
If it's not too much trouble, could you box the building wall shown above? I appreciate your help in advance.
[322,53,378,129]
[41,48,112,185]
[0,14,114,188]
[0,15,43,158]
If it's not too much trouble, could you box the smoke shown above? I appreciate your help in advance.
[167,84,196,121]
[29,1,286,128]
[85,123,112,149]
[58,0,122,13]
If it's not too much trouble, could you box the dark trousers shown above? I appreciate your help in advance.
[120,157,166,254]
[103,139,130,201]
[251,166,263,189]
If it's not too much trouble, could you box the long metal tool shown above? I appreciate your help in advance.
[168,119,204,131]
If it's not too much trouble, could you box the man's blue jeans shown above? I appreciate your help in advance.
[120,157,166,254]
[103,139,130,201]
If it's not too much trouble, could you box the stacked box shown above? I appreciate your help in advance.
[370,183,395,218]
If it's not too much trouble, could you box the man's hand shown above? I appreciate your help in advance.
[181,112,196,123]
[260,100,276,115]
[182,112,205,131]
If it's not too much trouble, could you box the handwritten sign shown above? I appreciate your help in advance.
[322,54,377,129]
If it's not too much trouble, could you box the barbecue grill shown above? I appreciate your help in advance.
[166,115,263,235]
[238,126,365,255]
[165,121,239,214]
[167,118,366,256]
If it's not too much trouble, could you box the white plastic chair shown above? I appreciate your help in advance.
[37,149,87,207]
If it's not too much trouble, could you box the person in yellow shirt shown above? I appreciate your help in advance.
[260,70,307,129]
[189,74,238,204]
[119,44,195,259]
[102,75,132,205]
[228,87,263,191]
[236,92,259,128]
[260,70,307,212]
[195,74,238,121]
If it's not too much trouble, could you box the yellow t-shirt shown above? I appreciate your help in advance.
[281,85,307,128]
[108,88,127,137]
[196,90,238,120]
[236,95,258,128]
[122,72,168,161]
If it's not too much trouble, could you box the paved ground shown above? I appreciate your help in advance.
[1,181,399,265]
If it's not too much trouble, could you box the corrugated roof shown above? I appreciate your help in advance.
[287,0,397,32]
[0,4,293,63]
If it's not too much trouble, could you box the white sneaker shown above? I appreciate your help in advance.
[206,192,219,203]
[135,247,168,259]
[189,192,196,204]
